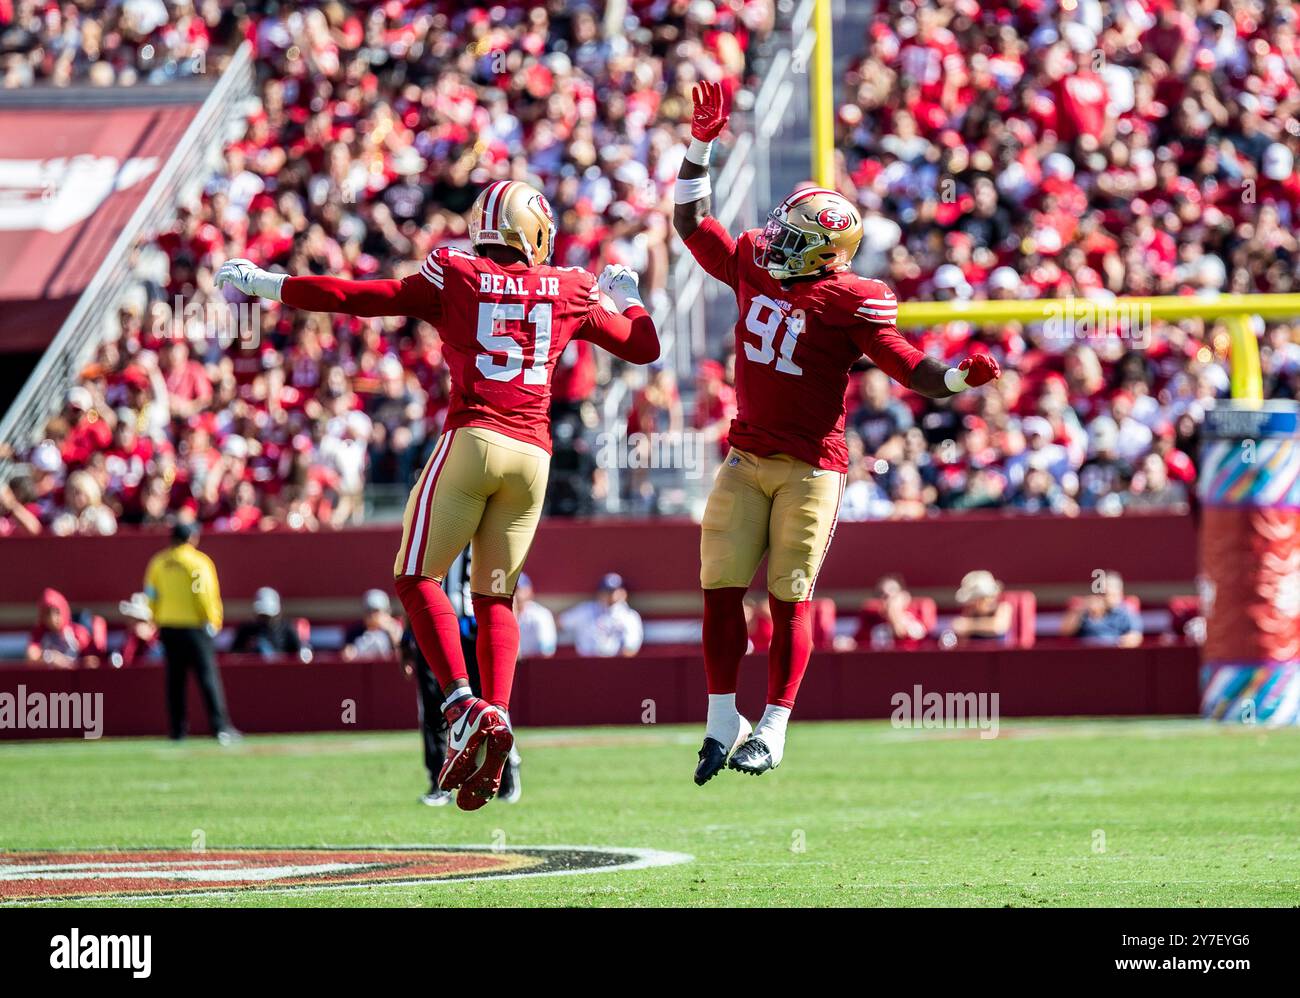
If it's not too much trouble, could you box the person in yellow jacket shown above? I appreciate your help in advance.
[144,522,237,742]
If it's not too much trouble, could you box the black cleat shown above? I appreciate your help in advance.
[694,738,731,786]
[499,748,522,804]
[728,735,777,776]
[693,715,751,786]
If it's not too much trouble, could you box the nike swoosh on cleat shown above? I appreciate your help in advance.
[453,710,473,741]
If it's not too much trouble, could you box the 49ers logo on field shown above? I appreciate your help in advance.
[0,846,690,902]
[816,207,853,231]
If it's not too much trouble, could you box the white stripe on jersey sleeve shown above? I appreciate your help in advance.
[419,251,445,287]
[420,262,444,288]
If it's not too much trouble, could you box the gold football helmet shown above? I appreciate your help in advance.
[755,187,863,280]
[469,180,556,265]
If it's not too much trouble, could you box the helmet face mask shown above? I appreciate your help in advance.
[469,181,555,265]
[754,188,864,281]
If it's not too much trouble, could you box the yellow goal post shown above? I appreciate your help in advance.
[892,293,1300,402]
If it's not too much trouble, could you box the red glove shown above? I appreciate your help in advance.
[958,353,1001,387]
[691,81,728,142]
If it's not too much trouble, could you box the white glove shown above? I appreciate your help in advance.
[598,264,644,312]
[216,258,287,302]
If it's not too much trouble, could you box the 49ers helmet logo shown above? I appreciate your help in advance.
[533,194,554,224]
[816,207,853,231]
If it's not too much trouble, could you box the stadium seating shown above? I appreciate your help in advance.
[3,1,1297,539]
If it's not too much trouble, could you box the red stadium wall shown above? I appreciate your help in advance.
[0,643,1200,740]
[0,511,1197,620]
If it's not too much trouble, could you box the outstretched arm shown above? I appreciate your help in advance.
[216,259,434,319]
[579,265,660,365]
[852,313,1002,400]
[908,354,1002,399]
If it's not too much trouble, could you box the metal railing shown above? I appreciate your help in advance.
[0,42,256,483]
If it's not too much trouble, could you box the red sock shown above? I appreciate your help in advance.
[394,575,468,692]
[472,593,518,710]
[703,587,748,694]
[767,595,814,708]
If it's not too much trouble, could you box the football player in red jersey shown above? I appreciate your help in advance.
[674,83,1001,783]
[218,180,659,809]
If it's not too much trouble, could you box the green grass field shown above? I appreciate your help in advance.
[3,718,1299,907]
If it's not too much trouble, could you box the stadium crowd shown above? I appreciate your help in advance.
[0,0,774,534]
[823,0,1300,518]
[2,0,1299,537]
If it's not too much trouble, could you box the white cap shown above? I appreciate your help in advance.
[1042,152,1076,180]
[31,440,64,474]
[1022,415,1053,441]
[119,592,153,622]
[1263,143,1293,181]
[988,266,1021,291]
[252,587,281,616]
[934,264,970,294]
[1089,416,1120,452]
[956,570,1002,603]
[346,411,372,438]
[614,160,649,187]
[363,589,390,613]
[1061,21,1096,54]
[65,386,93,411]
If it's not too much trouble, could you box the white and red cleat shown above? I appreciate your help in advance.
[439,695,502,794]
[455,710,514,812]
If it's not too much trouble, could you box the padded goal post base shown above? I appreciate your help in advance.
[1198,402,1300,726]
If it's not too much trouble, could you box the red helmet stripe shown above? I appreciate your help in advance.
[483,181,513,230]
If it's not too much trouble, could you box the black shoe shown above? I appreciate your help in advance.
[694,715,751,786]
[499,749,522,804]
[728,736,777,775]
[694,738,731,786]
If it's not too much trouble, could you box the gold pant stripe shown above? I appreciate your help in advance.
[397,430,454,577]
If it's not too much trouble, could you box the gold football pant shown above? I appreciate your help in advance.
[700,447,845,601]
[394,426,550,595]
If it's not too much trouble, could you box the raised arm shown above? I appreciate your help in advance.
[216,259,435,320]
[672,82,727,242]
[578,265,660,365]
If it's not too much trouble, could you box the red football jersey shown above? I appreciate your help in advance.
[684,217,924,472]
[283,249,653,453]
[409,247,607,452]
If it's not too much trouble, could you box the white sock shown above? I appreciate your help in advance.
[442,686,472,713]
[753,704,791,762]
[705,693,741,747]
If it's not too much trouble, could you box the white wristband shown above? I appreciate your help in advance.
[944,367,969,393]
[685,138,714,166]
[252,271,287,302]
[674,175,712,204]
